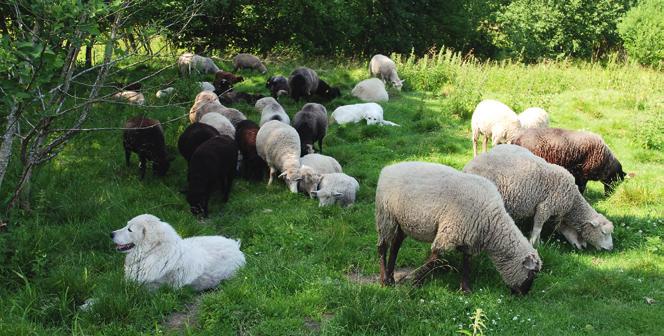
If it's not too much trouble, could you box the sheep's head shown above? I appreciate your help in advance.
[508,252,541,295]
[392,79,404,91]
[311,188,345,207]
[258,63,268,74]
[298,166,323,197]
[279,168,302,193]
[580,213,614,250]
[602,160,626,195]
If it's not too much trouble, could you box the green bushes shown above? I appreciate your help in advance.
[618,0,664,67]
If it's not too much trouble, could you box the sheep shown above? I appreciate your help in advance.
[232,53,267,73]
[187,135,238,217]
[298,154,343,196]
[255,97,290,126]
[376,161,542,294]
[110,82,142,92]
[219,91,264,106]
[112,91,145,105]
[218,107,247,128]
[155,87,175,99]
[177,122,220,162]
[310,173,359,207]
[189,91,224,123]
[255,120,302,193]
[293,103,328,155]
[235,120,267,181]
[198,81,216,92]
[266,76,289,98]
[369,54,404,90]
[288,67,341,102]
[178,52,220,76]
[518,107,549,129]
[122,117,170,179]
[199,113,236,140]
[215,71,244,85]
[463,144,614,250]
[512,127,626,195]
[331,103,400,126]
[351,78,389,102]
[471,99,521,157]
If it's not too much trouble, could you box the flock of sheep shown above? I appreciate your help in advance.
[116,52,627,295]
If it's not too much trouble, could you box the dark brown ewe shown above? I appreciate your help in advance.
[123,117,170,179]
[235,120,267,181]
[177,122,220,162]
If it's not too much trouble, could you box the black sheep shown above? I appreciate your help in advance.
[219,90,265,106]
[187,135,238,217]
[293,103,328,156]
[123,117,170,179]
[177,122,220,162]
[288,67,340,102]
[266,76,289,98]
[235,120,267,181]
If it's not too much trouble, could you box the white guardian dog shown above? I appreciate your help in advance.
[111,214,245,291]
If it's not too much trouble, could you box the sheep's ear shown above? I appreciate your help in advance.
[310,191,319,198]
[522,254,540,271]
[588,220,599,228]
[332,192,344,199]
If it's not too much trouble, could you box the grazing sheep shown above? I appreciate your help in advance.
[255,97,290,126]
[288,67,340,102]
[123,117,170,179]
[199,113,236,140]
[331,103,400,126]
[298,154,343,196]
[178,122,220,162]
[311,173,359,207]
[351,78,389,102]
[255,120,302,192]
[293,103,328,155]
[369,54,404,90]
[512,128,626,195]
[198,81,216,92]
[156,87,175,98]
[112,91,145,105]
[471,99,521,157]
[215,71,244,85]
[178,52,220,76]
[189,91,224,123]
[266,76,289,98]
[187,135,238,217]
[464,145,614,250]
[518,107,549,129]
[232,53,267,73]
[376,162,542,294]
[219,91,264,106]
[218,107,246,128]
[235,120,267,181]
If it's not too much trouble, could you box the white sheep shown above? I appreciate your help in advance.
[155,87,175,98]
[369,54,404,90]
[471,99,521,157]
[189,91,224,123]
[233,53,267,73]
[255,97,290,126]
[518,107,549,129]
[255,120,302,192]
[178,53,220,76]
[112,91,145,105]
[376,161,542,294]
[331,103,400,126]
[351,78,389,102]
[311,173,359,207]
[199,113,236,140]
[463,144,614,250]
[298,154,343,196]
[198,81,216,92]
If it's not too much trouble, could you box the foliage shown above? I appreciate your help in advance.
[617,0,664,67]
[457,308,487,336]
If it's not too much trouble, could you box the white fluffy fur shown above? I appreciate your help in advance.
[111,214,245,291]
[199,112,236,139]
[331,103,399,126]
[255,97,290,126]
[351,78,389,102]
[198,81,216,92]
[112,91,145,105]
[156,87,175,98]
[471,99,521,157]
[518,107,549,129]
[178,53,220,76]
[369,54,404,90]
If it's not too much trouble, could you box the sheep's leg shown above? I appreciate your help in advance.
[482,134,488,153]
[460,252,472,293]
[559,223,586,249]
[472,129,479,157]
[529,203,550,246]
[378,241,389,286]
[138,156,147,179]
[384,227,405,285]
[410,251,442,287]
[267,167,276,186]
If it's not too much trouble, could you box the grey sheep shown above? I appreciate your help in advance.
[178,53,220,76]
[464,145,614,250]
[311,173,359,207]
[218,107,247,128]
[376,161,542,294]
[189,91,224,123]
[293,103,328,155]
[255,97,290,126]
[369,54,404,90]
[255,120,302,193]
[288,67,340,102]
[298,154,343,196]
[233,53,267,73]
[266,76,289,98]
[199,113,236,140]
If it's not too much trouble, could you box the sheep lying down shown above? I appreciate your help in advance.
[331,103,400,126]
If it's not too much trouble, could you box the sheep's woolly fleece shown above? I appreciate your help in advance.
[518,107,549,129]
[199,113,236,139]
[471,99,521,156]
[255,120,302,192]
[255,97,290,126]
[351,78,389,102]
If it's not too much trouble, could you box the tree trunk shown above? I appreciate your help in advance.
[0,104,18,194]
[85,36,95,68]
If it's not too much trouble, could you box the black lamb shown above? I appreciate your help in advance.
[293,103,328,156]
[235,120,267,181]
[177,122,220,162]
[123,116,170,179]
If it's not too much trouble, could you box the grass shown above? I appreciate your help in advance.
[1,50,663,335]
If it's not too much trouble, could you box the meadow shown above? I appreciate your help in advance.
[1,51,663,335]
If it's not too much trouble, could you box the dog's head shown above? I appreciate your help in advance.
[110,214,164,253]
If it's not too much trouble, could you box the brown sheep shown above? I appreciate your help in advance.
[122,117,170,179]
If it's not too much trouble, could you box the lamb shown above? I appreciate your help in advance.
[311,173,359,207]
[298,154,343,196]
[255,120,302,193]
[155,87,175,99]
[218,107,247,128]
[255,97,290,126]
[331,103,400,126]
[215,71,244,85]
[471,99,521,157]
[266,76,289,98]
[369,54,404,90]
[512,128,626,194]
[463,145,614,250]
[376,161,542,294]
[187,135,238,217]
[189,91,224,123]
[351,78,389,102]
[199,113,236,140]
[518,107,549,129]
[219,91,264,106]
[112,91,145,105]
[177,122,220,162]
[122,117,170,179]
[293,103,328,155]
[288,67,341,102]
[198,81,216,92]
[235,120,267,181]
[232,53,267,73]
[178,52,220,76]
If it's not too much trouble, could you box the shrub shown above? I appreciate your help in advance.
[618,0,664,67]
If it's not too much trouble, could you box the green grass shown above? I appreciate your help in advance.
[1,52,663,335]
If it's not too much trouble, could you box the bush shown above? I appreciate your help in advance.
[618,0,664,67]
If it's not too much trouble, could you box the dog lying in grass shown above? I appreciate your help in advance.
[111,214,245,291]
